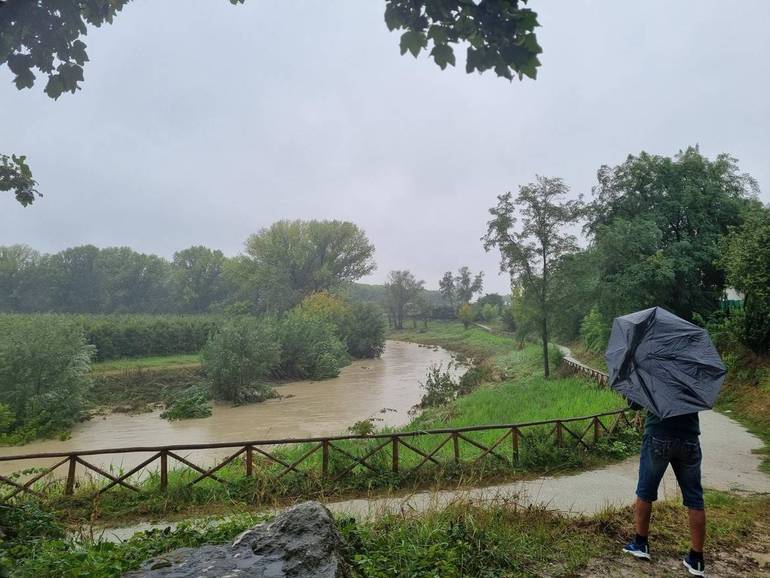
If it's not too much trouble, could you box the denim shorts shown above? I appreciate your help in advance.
[636,434,704,510]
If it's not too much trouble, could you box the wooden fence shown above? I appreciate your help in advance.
[562,356,610,386]
[0,408,639,503]
[0,351,626,502]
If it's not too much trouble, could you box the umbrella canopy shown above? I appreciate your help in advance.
[605,306,726,419]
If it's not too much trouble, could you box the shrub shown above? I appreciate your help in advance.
[580,307,610,353]
[480,303,499,322]
[278,309,349,380]
[344,302,386,358]
[160,386,212,421]
[0,316,94,442]
[457,303,474,329]
[418,364,460,408]
[201,317,281,403]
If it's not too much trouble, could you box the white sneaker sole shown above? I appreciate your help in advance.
[683,559,706,576]
[622,547,651,560]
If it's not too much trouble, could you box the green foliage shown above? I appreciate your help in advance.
[345,302,386,359]
[172,246,231,313]
[418,364,460,408]
[480,302,499,322]
[77,314,219,361]
[580,307,610,353]
[5,510,263,578]
[484,176,584,377]
[456,302,474,329]
[201,317,280,403]
[720,207,770,353]
[438,267,484,310]
[0,315,94,442]
[278,309,349,380]
[587,147,759,321]
[0,404,14,434]
[0,154,39,206]
[384,270,424,329]
[159,386,212,421]
[244,220,375,312]
[385,0,542,80]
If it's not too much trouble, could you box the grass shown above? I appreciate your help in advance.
[91,354,201,373]
[5,491,769,578]
[5,322,639,525]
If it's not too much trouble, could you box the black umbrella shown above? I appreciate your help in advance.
[605,306,726,419]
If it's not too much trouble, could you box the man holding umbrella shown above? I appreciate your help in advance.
[606,307,726,577]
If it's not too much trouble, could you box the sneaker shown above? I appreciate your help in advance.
[622,541,651,560]
[683,553,706,576]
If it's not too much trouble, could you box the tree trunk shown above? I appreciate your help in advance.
[541,316,550,378]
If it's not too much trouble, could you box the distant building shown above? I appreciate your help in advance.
[721,287,744,311]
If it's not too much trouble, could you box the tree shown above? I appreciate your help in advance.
[244,220,376,312]
[1,154,39,206]
[438,271,456,309]
[1,0,541,101]
[0,316,94,441]
[484,176,583,377]
[385,270,424,329]
[454,266,484,304]
[278,309,349,380]
[0,245,41,311]
[587,147,759,321]
[201,317,281,403]
[345,302,387,358]
[172,246,230,313]
[721,207,770,354]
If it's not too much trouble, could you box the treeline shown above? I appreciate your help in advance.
[0,220,376,315]
[482,146,770,368]
[0,314,219,362]
[0,292,386,442]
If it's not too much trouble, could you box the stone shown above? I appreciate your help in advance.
[124,502,350,578]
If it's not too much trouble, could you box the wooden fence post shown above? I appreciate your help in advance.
[593,417,600,443]
[245,445,253,477]
[391,436,399,474]
[65,455,77,496]
[321,441,329,478]
[555,421,563,447]
[511,427,519,465]
[160,450,168,492]
[452,432,460,464]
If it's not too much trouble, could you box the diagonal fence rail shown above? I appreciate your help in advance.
[0,404,639,502]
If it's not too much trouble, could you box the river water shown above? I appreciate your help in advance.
[0,340,457,478]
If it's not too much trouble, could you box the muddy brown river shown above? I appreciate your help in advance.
[0,341,457,478]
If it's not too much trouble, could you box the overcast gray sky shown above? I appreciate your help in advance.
[2,0,769,294]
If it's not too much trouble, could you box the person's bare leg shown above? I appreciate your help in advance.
[688,508,706,552]
[635,497,652,537]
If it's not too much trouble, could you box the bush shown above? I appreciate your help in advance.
[201,317,281,403]
[0,316,94,442]
[344,302,386,358]
[278,309,349,380]
[457,303,474,329]
[580,307,610,353]
[160,386,212,421]
[418,364,460,408]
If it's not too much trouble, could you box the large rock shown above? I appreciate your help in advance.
[125,501,350,578]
